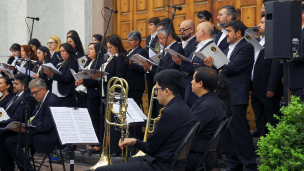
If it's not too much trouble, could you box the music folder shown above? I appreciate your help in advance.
[77,56,87,68]
[165,48,192,63]
[193,42,230,69]
[130,54,158,66]
[50,107,99,145]
[41,63,62,75]
[244,32,264,53]
[245,26,261,38]
[0,107,9,122]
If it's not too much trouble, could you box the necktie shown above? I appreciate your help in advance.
[28,102,43,125]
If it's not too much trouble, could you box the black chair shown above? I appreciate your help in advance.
[30,143,66,171]
[168,121,201,171]
[195,118,229,171]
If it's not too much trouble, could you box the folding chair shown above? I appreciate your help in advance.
[168,121,201,171]
[195,118,229,171]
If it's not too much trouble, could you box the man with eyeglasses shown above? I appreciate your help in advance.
[179,19,198,57]
[0,78,61,171]
[197,10,219,35]
[96,69,196,171]
[215,5,237,51]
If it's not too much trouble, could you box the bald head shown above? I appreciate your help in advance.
[196,22,214,42]
[180,19,196,41]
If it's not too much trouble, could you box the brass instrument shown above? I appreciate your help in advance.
[90,77,129,170]
[133,85,166,157]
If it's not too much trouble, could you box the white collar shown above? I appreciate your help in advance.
[221,29,227,34]
[302,25,304,30]
[229,38,243,50]
[41,90,49,103]
[184,35,196,43]
[17,91,24,97]
[198,38,213,47]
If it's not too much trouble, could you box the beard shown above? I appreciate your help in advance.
[217,21,226,28]
[182,33,191,41]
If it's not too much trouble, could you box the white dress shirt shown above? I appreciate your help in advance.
[217,29,227,46]
[251,37,265,81]
[226,38,244,61]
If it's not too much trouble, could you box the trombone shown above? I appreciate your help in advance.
[90,77,129,170]
[133,85,165,157]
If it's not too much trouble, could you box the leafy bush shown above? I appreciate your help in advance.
[257,96,304,171]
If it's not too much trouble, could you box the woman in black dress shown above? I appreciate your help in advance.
[0,77,14,108]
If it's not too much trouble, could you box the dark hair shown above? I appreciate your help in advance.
[59,43,77,68]
[0,77,13,93]
[35,46,52,75]
[28,38,41,48]
[10,43,21,51]
[154,69,185,96]
[261,13,265,19]
[224,20,247,37]
[157,23,180,42]
[194,67,218,92]
[14,74,32,86]
[221,5,237,20]
[67,30,79,38]
[21,45,36,60]
[106,35,128,62]
[67,35,84,55]
[197,10,213,21]
[93,34,103,42]
[88,43,102,59]
[148,17,160,26]
[216,73,233,116]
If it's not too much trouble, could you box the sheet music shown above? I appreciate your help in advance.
[70,69,92,80]
[41,63,62,75]
[16,66,35,77]
[245,26,261,38]
[244,32,264,53]
[77,56,87,68]
[130,54,158,66]
[165,48,192,63]
[193,42,230,69]
[149,48,156,57]
[50,107,99,145]
[0,107,9,121]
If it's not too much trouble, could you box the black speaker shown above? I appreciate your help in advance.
[265,0,302,59]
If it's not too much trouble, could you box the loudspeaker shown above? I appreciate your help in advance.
[265,0,302,59]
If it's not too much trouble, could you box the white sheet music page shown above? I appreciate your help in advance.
[16,66,36,77]
[50,107,99,145]
[41,63,62,75]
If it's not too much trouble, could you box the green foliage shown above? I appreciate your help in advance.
[257,96,304,171]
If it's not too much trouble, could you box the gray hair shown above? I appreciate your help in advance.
[29,78,47,89]
[127,31,142,44]
[222,5,237,20]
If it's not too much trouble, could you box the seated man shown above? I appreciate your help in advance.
[185,67,226,171]
[96,69,196,171]
[0,78,61,171]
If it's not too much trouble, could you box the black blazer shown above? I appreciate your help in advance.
[213,26,219,35]
[252,48,283,96]
[52,59,79,95]
[214,31,230,52]
[29,92,62,153]
[15,60,34,72]
[183,36,198,58]
[221,38,254,105]
[7,56,17,65]
[133,95,196,163]
[126,46,149,91]
[51,52,62,67]
[105,54,128,80]
[0,93,13,108]
[0,90,37,127]
[289,28,304,89]
[146,35,159,49]
[83,59,102,98]
[39,73,53,91]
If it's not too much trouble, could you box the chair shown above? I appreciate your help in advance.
[168,121,201,171]
[30,143,66,171]
[195,118,229,171]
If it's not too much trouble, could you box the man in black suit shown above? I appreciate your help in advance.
[289,5,304,100]
[215,5,237,51]
[146,17,160,49]
[219,20,257,171]
[180,19,198,57]
[251,14,283,137]
[172,22,214,106]
[96,69,196,171]
[197,10,219,35]
[185,67,226,171]
[0,78,61,171]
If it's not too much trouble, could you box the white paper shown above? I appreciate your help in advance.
[244,32,264,53]
[50,107,99,145]
[41,63,62,75]
[112,98,147,125]
[0,64,14,78]
[165,48,192,63]
[245,26,261,38]
[0,107,9,121]
[77,56,87,68]
[193,42,230,69]
[149,48,156,57]
[130,54,158,66]
[70,69,92,80]
[149,52,162,65]
[16,66,36,77]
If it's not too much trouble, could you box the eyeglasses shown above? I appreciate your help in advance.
[127,40,135,43]
[154,87,166,94]
[179,27,191,33]
[47,42,56,45]
[31,88,42,96]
